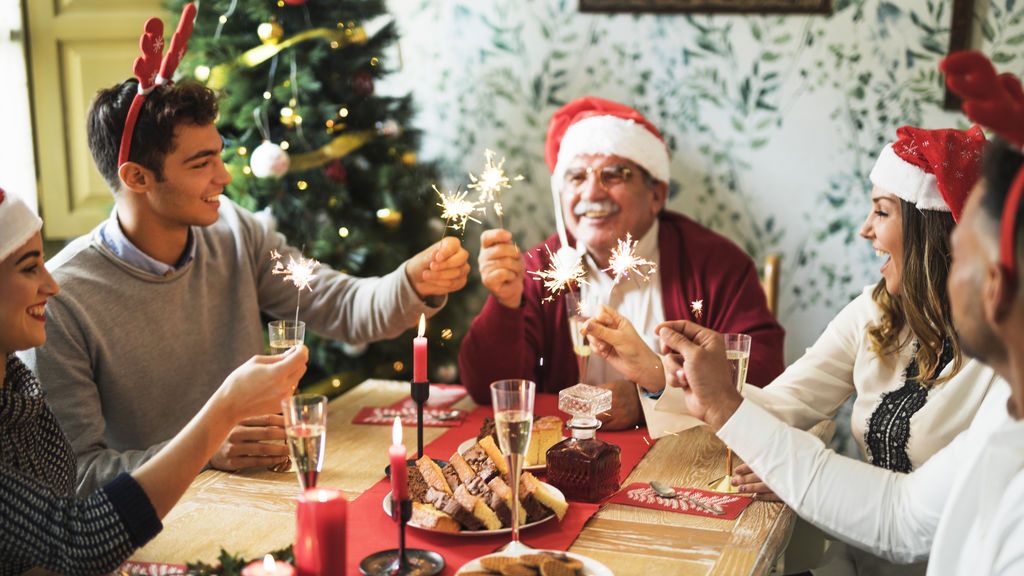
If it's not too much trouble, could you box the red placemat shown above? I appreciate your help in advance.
[388,384,468,409]
[351,406,466,427]
[608,482,752,520]
[345,393,654,575]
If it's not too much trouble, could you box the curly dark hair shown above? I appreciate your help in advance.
[87,79,218,192]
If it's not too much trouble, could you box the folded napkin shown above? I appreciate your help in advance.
[607,482,752,520]
[117,560,188,575]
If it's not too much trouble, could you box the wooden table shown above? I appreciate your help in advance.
[132,380,796,575]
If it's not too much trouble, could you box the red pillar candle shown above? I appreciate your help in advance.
[413,313,427,382]
[242,555,296,576]
[294,488,347,576]
[389,416,409,504]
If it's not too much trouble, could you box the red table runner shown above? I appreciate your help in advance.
[345,393,653,575]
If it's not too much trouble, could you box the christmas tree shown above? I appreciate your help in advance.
[169,0,469,392]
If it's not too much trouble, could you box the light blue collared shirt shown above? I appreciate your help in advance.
[99,214,196,276]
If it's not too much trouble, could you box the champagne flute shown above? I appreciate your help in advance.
[717,333,751,493]
[565,290,597,384]
[490,379,536,556]
[282,394,327,490]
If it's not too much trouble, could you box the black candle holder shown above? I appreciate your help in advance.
[410,381,430,459]
[359,498,444,576]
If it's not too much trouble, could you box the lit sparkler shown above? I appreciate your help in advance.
[690,299,704,320]
[271,249,320,326]
[603,233,658,285]
[467,148,523,229]
[434,185,483,237]
[529,245,589,302]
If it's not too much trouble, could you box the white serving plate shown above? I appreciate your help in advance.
[383,482,566,536]
[454,550,613,575]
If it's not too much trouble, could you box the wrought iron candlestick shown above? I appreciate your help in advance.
[359,497,443,575]
[410,381,429,459]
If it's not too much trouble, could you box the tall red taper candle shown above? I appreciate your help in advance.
[389,417,409,504]
[413,313,427,382]
[294,488,346,576]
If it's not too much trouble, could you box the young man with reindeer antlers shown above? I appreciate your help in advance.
[655,51,1024,575]
[21,3,471,496]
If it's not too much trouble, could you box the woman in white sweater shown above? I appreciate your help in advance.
[584,124,1000,576]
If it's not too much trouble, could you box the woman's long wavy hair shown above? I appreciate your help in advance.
[866,199,963,385]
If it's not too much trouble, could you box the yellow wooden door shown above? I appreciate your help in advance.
[25,0,167,239]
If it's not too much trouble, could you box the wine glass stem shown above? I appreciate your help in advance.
[508,453,522,545]
[726,448,733,478]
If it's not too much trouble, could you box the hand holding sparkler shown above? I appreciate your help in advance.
[582,305,666,394]
[478,229,525,309]
[406,236,471,299]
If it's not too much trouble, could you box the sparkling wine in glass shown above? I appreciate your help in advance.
[490,379,536,556]
[718,333,751,493]
[269,320,305,355]
[283,394,327,490]
[565,290,598,384]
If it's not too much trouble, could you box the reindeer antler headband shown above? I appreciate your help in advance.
[941,50,1024,277]
[117,2,197,167]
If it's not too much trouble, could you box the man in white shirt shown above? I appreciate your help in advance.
[656,91,1024,574]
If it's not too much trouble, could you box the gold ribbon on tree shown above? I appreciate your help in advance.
[207,26,368,89]
[288,130,375,172]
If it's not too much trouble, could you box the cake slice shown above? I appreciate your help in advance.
[487,475,528,526]
[477,435,509,475]
[424,488,484,531]
[449,452,479,484]
[440,462,462,492]
[530,416,563,466]
[408,466,430,503]
[521,471,568,521]
[453,484,502,530]
[416,456,452,495]
[410,502,460,533]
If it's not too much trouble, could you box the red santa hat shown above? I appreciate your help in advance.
[545,97,670,194]
[868,125,986,222]
[0,188,43,262]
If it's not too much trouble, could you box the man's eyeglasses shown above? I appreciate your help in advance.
[562,164,634,192]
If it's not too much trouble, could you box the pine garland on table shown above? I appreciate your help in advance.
[185,546,293,574]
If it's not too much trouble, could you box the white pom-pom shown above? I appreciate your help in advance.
[250,140,290,178]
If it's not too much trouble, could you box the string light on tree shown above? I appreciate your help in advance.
[257,21,284,45]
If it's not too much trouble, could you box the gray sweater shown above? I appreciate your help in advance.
[21,199,440,495]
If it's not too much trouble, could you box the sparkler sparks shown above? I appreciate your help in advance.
[467,148,523,203]
[434,185,483,235]
[272,251,320,291]
[529,246,588,302]
[603,233,657,284]
[690,299,704,320]
[271,249,320,327]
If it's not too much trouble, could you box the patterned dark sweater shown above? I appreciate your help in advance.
[1,354,161,575]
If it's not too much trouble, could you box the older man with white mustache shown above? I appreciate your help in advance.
[459,97,784,435]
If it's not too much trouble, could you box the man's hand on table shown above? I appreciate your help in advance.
[596,379,643,430]
[731,463,781,501]
[582,305,665,394]
[656,320,742,432]
[209,414,289,471]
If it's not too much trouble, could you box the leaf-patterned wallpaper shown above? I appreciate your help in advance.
[380,0,1023,451]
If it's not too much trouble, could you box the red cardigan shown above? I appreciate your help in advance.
[459,211,785,405]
